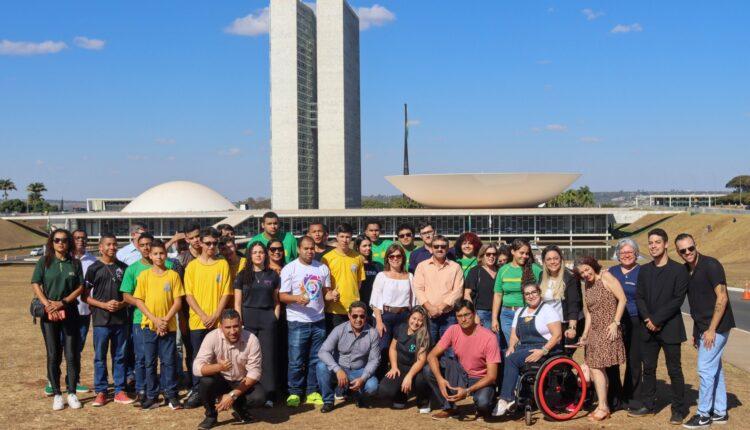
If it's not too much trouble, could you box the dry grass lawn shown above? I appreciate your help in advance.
[0,219,46,251]
[1,265,747,429]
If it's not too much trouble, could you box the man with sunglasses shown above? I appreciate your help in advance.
[183,227,233,408]
[675,234,734,428]
[247,211,298,264]
[317,301,380,412]
[630,228,689,425]
[425,299,499,421]
[396,224,417,272]
[413,235,464,345]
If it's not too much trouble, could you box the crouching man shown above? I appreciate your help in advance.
[193,309,265,429]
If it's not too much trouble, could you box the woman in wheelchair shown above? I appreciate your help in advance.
[493,282,562,416]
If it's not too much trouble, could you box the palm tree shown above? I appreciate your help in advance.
[0,179,16,200]
[26,182,47,204]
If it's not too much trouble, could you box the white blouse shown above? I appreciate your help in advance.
[369,272,416,310]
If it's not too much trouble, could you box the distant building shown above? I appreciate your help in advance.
[86,198,133,212]
[636,193,727,208]
[270,0,361,210]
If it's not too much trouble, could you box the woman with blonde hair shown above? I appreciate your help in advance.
[538,245,581,343]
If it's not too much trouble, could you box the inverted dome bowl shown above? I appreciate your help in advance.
[386,173,581,208]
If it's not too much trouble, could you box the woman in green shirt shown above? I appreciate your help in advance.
[490,238,542,348]
[31,229,85,410]
[454,232,482,278]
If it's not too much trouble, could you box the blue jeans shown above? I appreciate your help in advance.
[476,309,504,351]
[500,307,517,348]
[131,324,147,395]
[287,320,326,396]
[429,313,457,342]
[93,325,128,394]
[316,362,379,404]
[142,329,177,399]
[379,311,409,350]
[499,345,535,401]
[189,329,209,390]
[697,331,729,417]
[424,356,495,414]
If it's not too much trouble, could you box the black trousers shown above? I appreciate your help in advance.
[607,315,643,409]
[198,375,266,418]
[243,307,278,400]
[377,364,430,406]
[41,316,81,395]
[640,336,685,414]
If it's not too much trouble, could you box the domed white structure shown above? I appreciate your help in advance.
[121,181,237,213]
[386,173,581,208]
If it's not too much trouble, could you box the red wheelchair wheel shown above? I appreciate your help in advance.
[534,356,587,421]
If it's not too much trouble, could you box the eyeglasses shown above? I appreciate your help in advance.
[350,314,366,320]
[388,254,403,260]
[202,241,218,247]
[484,252,497,257]
[269,247,283,252]
[433,244,448,250]
[73,236,86,241]
[678,245,696,255]
[619,250,635,256]
[455,312,473,320]
[398,233,412,238]
[523,291,540,297]
[53,238,67,244]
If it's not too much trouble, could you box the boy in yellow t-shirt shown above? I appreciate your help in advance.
[322,223,365,331]
[132,240,184,410]
[183,228,232,405]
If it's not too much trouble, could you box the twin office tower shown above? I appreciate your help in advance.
[270,0,361,210]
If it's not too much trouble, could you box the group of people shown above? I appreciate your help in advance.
[30,211,735,429]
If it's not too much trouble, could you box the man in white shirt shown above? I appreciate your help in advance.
[116,223,147,266]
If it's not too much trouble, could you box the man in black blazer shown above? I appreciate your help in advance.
[629,228,688,424]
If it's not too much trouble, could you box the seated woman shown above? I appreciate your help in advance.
[377,306,432,413]
[493,282,562,416]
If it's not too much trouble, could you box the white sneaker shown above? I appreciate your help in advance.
[52,395,64,411]
[418,406,431,414]
[67,393,82,409]
[492,399,508,416]
[264,400,274,408]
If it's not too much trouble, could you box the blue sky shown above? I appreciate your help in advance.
[2,1,749,201]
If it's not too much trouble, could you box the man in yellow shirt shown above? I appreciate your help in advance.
[322,223,365,332]
[183,228,232,408]
[132,240,184,410]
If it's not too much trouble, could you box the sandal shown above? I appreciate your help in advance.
[588,408,611,421]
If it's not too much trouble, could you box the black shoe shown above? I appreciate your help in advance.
[670,412,686,425]
[682,414,711,429]
[232,409,254,424]
[321,403,334,413]
[141,398,160,410]
[628,406,654,417]
[198,416,217,430]
[132,392,145,407]
[710,412,728,424]
[356,398,371,409]
[167,397,183,410]
[183,391,202,409]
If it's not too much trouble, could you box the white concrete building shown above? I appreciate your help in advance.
[317,0,361,209]
[270,0,318,210]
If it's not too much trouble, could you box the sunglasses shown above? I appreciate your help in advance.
[53,238,68,244]
[388,254,403,260]
[202,241,218,247]
[433,244,448,250]
[350,314,366,320]
[398,233,412,238]
[678,245,696,255]
[269,247,283,252]
[484,252,497,257]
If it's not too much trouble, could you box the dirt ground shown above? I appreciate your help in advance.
[1,266,747,429]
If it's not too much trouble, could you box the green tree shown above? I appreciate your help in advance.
[0,198,25,213]
[546,186,596,208]
[726,175,750,193]
[26,182,47,204]
[0,179,16,200]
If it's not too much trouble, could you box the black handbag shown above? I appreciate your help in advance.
[30,297,45,323]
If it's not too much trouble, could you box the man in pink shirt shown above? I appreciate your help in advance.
[413,235,464,343]
[192,309,264,429]
[426,299,500,421]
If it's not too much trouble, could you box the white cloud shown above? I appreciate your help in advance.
[0,39,67,56]
[545,124,568,132]
[73,36,106,50]
[407,119,420,126]
[154,137,176,145]
[611,23,643,34]
[225,7,270,37]
[580,136,602,143]
[218,147,242,157]
[357,4,396,30]
[581,8,605,21]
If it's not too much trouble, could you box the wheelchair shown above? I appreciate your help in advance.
[511,352,587,425]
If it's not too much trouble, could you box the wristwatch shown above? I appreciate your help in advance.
[541,347,549,355]
[229,390,238,400]
[614,320,621,326]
